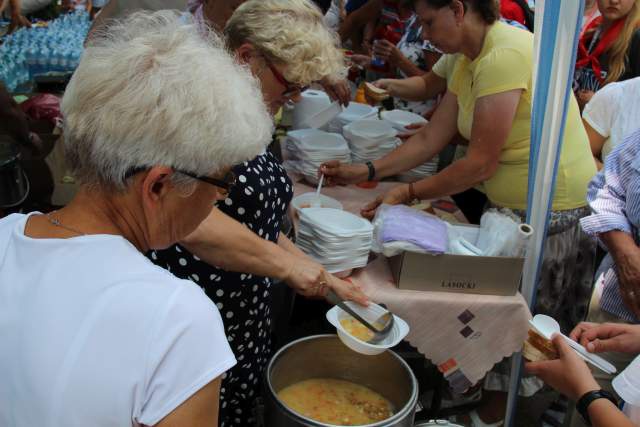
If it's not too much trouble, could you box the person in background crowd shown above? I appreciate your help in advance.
[2,0,34,32]
[582,76,640,169]
[574,0,640,110]
[87,0,187,38]
[321,0,597,423]
[0,10,274,426]
[324,0,346,33]
[62,0,91,12]
[575,129,640,421]
[582,0,602,35]
[150,2,367,425]
[527,323,640,427]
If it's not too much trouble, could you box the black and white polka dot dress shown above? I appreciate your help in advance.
[149,151,293,426]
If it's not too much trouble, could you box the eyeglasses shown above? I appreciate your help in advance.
[125,167,236,195]
[264,57,308,98]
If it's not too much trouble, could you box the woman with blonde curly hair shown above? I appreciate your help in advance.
[574,0,640,109]
[149,1,368,425]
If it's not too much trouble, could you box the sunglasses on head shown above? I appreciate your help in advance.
[125,167,237,194]
[263,57,309,98]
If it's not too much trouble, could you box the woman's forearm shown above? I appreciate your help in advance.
[372,125,445,178]
[589,398,635,427]
[411,155,492,201]
[181,208,293,281]
[373,90,459,178]
[278,233,307,259]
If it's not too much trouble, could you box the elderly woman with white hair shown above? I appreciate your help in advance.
[148,1,365,425]
[0,11,272,427]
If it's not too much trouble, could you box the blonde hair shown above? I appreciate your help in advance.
[224,0,346,85]
[606,0,640,84]
[62,10,272,190]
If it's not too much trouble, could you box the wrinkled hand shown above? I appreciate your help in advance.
[570,322,640,355]
[525,335,600,401]
[361,185,410,220]
[320,160,368,186]
[9,13,31,33]
[372,39,400,64]
[398,122,427,140]
[283,256,331,298]
[321,77,351,106]
[372,79,396,95]
[326,275,370,306]
[615,245,640,318]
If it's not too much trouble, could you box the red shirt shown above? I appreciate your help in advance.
[500,0,526,27]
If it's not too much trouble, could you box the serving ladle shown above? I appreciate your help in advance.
[326,289,394,344]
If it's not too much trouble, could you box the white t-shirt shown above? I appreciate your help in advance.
[582,77,640,162]
[0,213,235,427]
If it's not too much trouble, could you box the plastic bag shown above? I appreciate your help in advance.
[19,94,62,128]
[476,209,532,257]
[372,204,448,256]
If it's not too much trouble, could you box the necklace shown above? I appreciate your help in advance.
[46,212,86,236]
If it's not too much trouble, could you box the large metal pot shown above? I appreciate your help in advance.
[264,335,418,427]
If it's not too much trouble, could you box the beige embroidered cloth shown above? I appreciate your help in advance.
[292,179,532,391]
[351,256,531,392]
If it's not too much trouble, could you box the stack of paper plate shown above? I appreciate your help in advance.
[343,119,400,163]
[327,102,378,133]
[285,129,351,185]
[381,109,427,131]
[296,208,373,274]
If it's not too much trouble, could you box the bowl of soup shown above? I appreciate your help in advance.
[264,335,418,427]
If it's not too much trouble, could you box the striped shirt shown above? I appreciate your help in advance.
[580,128,640,323]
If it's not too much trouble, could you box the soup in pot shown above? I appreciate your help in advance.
[277,378,394,425]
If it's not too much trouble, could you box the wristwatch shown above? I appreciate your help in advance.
[577,389,618,426]
[365,161,376,181]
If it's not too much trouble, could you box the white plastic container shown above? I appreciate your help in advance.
[326,301,410,356]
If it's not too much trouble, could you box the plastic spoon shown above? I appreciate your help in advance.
[530,314,617,374]
[310,174,324,208]
[326,290,394,344]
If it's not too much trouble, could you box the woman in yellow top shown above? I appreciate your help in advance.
[322,0,597,375]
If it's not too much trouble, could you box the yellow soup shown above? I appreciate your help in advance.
[278,378,394,425]
[340,317,374,342]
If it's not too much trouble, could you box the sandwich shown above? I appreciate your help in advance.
[522,328,558,362]
[364,82,390,103]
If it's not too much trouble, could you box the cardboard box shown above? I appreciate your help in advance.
[388,224,524,296]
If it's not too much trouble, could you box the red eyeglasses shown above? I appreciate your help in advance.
[264,57,308,98]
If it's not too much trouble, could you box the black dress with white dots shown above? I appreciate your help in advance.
[149,151,293,426]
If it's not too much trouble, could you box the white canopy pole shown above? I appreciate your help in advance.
[504,1,584,425]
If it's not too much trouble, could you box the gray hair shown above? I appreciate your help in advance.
[62,10,273,190]
[224,0,346,85]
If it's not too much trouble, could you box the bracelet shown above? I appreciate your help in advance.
[577,389,618,426]
[365,161,376,181]
[408,182,419,203]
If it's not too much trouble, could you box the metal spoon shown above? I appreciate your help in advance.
[326,289,394,344]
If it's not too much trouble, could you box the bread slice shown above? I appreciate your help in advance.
[364,82,390,102]
[522,329,559,362]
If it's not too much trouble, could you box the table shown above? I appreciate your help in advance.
[292,177,531,391]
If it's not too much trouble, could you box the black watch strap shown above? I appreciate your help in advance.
[365,161,376,181]
[577,389,618,426]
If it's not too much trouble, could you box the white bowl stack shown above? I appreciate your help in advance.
[381,110,437,181]
[343,119,400,164]
[327,102,378,133]
[296,208,373,274]
[285,129,351,185]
